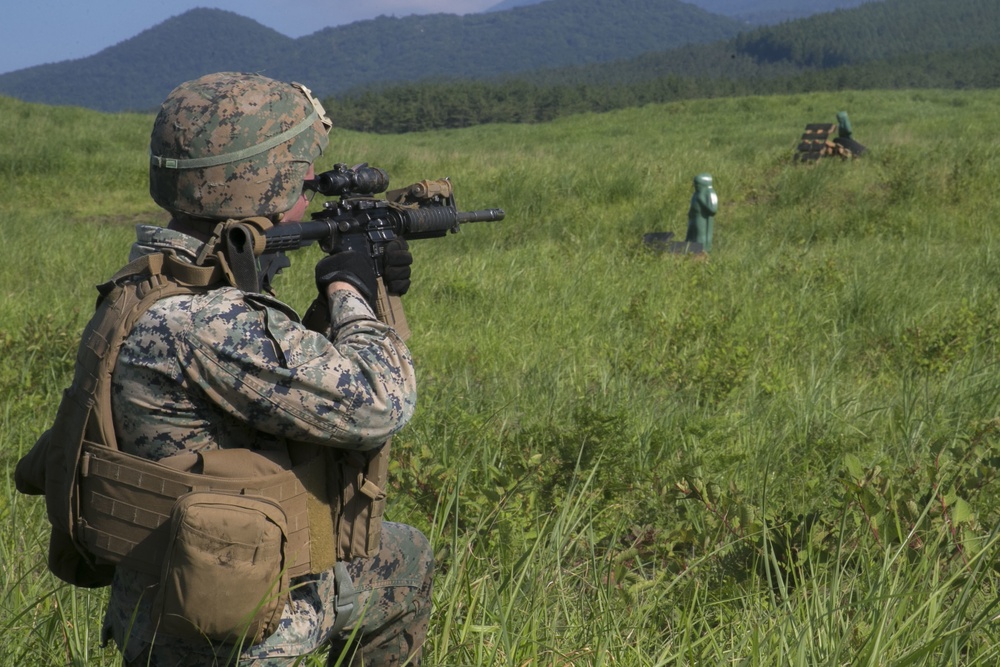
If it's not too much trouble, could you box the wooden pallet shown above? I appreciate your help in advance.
[795,123,855,162]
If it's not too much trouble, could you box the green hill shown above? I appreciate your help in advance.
[492,0,877,24]
[694,0,872,24]
[0,0,742,113]
[531,0,1000,86]
[291,0,741,86]
[324,0,1000,132]
[732,0,1000,67]
[0,10,293,112]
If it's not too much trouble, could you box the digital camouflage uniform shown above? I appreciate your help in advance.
[102,225,434,666]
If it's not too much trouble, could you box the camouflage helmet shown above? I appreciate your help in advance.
[149,72,332,220]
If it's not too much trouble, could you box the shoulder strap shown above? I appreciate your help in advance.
[20,244,359,584]
[14,252,223,585]
[86,253,221,450]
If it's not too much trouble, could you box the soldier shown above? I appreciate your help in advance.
[16,72,433,666]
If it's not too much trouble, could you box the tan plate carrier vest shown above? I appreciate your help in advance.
[15,244,390,589]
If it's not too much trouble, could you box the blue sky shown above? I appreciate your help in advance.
[0,1,498,75]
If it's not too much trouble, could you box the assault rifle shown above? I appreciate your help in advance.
[257,162,505,337]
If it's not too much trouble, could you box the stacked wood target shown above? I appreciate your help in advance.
[795,111,867,163]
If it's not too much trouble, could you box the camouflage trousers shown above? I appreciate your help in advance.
[118,522,434,667]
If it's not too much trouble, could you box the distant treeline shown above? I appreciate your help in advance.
[323,45,1000,134]
[320,0,1000,133]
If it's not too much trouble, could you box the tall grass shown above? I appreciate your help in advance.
[2,88,1000,664]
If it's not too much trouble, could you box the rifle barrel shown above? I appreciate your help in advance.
[457,208,505,223]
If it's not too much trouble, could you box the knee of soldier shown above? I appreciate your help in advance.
[412,528,434,587]
[381,522,434,589]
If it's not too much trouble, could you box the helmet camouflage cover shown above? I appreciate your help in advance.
[149,72,332,220]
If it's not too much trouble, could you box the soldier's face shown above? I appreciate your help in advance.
[280,165,315,224]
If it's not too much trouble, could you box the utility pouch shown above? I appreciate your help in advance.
[153,492,289,645]
[330,443,389,559]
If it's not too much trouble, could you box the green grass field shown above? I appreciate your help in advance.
[2,88,1000,665]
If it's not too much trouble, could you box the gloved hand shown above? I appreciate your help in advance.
[383,238,413,295]
[315,251,378,307]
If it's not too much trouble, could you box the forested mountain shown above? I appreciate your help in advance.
[0,0,742,113]
[3,0,994,132]
[733,0,1000,67]
[323,0,1000,132]
[693,0,872,24]
[489,0,875,24]
[486,0,542,10]
[521,0,1000,87]
[292,0,741,88]
[0,12,294,113]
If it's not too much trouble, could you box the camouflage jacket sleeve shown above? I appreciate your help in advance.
[112,285,416,457]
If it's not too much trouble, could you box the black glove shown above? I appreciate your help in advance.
[315,251,378,307]
[383,238,413,295]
